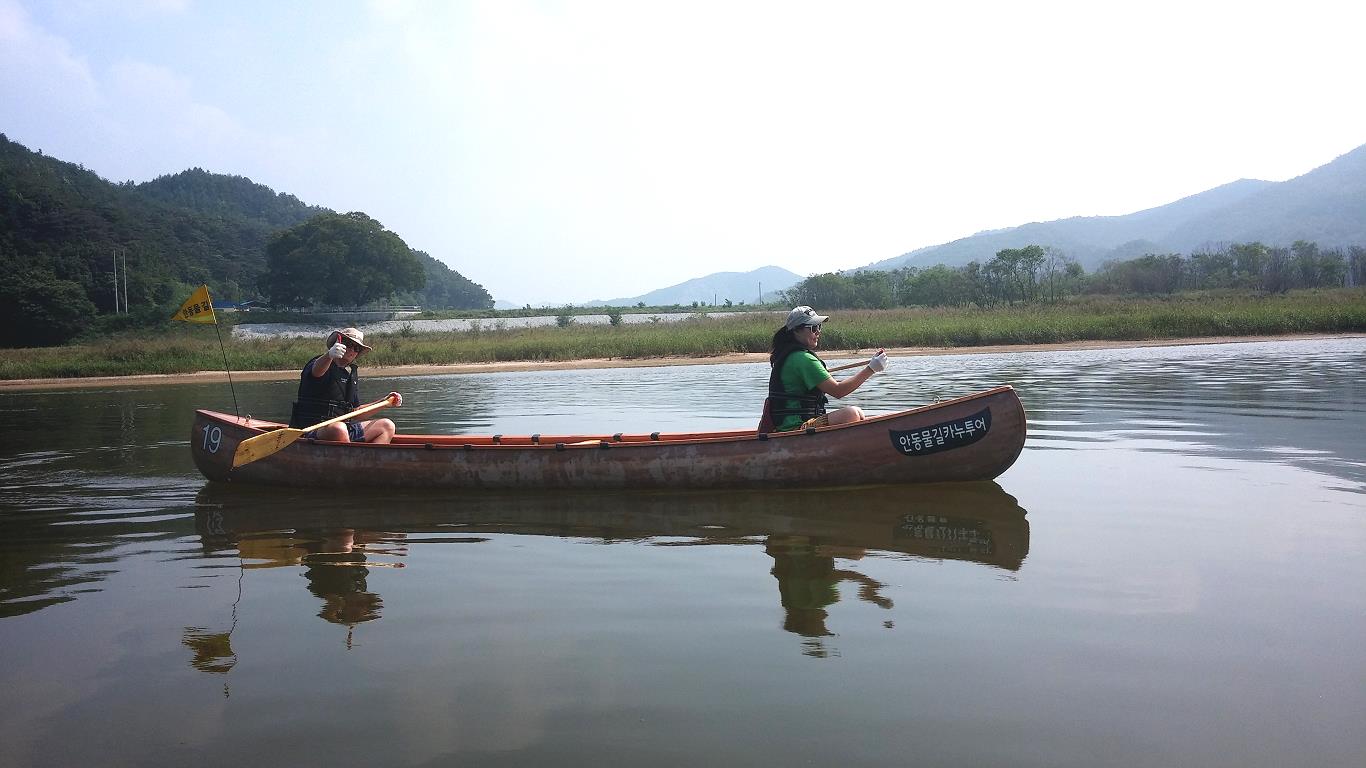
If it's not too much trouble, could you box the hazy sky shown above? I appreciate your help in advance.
[3,0,1363,305]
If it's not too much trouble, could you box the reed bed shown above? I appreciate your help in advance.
[3,290,1363,380]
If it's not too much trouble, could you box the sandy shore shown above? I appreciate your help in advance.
[2,333,1360,391]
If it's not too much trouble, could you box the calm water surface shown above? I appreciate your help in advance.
[1,338,1363,767]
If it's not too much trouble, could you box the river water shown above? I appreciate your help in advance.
[1,338,1363,767]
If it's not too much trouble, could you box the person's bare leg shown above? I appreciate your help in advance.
[314,423,350,442]
[826,406,865,426]
[362,418,396,444]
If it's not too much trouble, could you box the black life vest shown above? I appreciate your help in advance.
[758,347,828,432]
[289,356,359,428]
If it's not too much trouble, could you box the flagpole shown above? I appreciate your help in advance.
[213,318,241,418]
[174,284,239,418]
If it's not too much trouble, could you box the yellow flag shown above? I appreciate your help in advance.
[172,284,217,324]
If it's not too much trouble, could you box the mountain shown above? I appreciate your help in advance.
[583,266,803,307]
[136,169,492,311]
[857,143,1366,272]
[135,166,327,229]
[0,134,490,344]
[1160,143,1366,250]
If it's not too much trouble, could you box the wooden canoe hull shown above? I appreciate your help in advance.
[191,386,1027,489]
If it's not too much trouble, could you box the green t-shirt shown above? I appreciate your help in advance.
[775,350,830,431]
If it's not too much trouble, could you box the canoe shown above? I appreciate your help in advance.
[191,385,1026,489]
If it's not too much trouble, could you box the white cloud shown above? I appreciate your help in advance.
[0,0,105,152]
[0,0,297,185]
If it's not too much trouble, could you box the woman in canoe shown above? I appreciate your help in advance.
[762,306,888,432]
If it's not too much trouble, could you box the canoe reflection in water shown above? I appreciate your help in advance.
[192,481,1028,664]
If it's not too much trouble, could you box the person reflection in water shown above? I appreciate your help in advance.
[301,529,385,648]
[765,536,894,657]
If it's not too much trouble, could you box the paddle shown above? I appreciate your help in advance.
[826,359,873,373]
[231,394,399,468]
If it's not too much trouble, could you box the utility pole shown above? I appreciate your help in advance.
[122,249,129,312]
[112,249,120,313]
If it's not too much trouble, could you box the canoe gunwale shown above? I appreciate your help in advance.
[192,386,1027,488]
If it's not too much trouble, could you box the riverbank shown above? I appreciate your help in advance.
[3,332,1359,391]
[4,290,1363,386]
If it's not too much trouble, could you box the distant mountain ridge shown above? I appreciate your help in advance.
[857,143,1366,272]
[584,265,802,307]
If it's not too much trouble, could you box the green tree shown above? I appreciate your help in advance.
[262,212,425,307]
[961,261,1003,308]
[783,273,848,308]
[895,265,975,307]
[1262,246,1293,293]
[989,245,1046,302]
[0,269,98,347]
[1091,253,1185,294]
[1316,247,1348,288]
[1035,247,1078,302]
[1188,248,1237,289]
[1349,246,1366,287]
[1229,242,1270,287]
[1288,240,1346,289]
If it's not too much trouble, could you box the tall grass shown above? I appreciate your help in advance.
[4,290,1363,380]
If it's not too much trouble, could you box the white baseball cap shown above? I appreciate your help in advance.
[784,306,829,331]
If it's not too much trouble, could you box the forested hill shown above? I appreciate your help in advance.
[132,167,492,312]
[0,133,490,345]
[136,167,327,229]
[859,142,1366,272]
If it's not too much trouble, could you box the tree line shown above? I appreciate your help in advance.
[783,242,1366,310]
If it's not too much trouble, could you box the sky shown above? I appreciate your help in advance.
[3,0,1364,306]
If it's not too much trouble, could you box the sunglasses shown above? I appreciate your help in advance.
[801,324,822,332]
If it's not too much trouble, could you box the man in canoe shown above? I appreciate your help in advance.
[761,306,888,432]
[289,327,401,444]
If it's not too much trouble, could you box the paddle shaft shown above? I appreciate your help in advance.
[298,394,398,435]
[827,359,873,373]
[231,394,398,468]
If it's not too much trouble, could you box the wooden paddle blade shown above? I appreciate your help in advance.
[232,427,305,468]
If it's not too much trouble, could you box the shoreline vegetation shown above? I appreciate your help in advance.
[2,290,1363,390]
